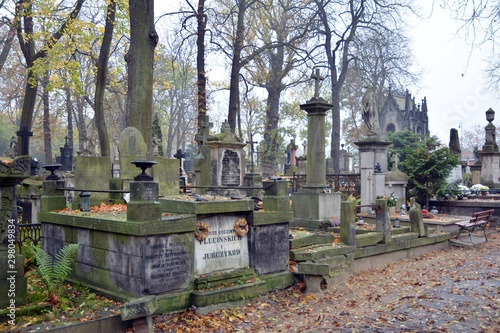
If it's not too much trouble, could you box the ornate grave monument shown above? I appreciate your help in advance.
[355,87,391,213]
[291,69,341,229]
[478,108,500,188]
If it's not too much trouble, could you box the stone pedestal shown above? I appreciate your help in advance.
[40,180,66,212]
[479,152,500,188]
[127,181,161,222]
[244,173,262,198]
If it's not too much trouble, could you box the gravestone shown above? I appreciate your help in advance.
[447,128,463,184]
[73,156,111,207]
[152,157,179,196]
[118,127,148,181]
[58,136,73,171]
[250,224,289,274]
[385,153,408,209]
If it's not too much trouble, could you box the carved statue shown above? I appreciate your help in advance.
[362,88,380,134]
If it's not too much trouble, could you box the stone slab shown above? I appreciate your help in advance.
[250,223,289,275]
[121,295,158,321]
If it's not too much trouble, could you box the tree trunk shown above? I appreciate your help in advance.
[196,0,207,148]
[126,0,157,157]
[41,74,52,163]
[75,94,87,151]
[65,87,74,153]
[227,0,246,134]
[94,0,116,157]
[262,87,282,174]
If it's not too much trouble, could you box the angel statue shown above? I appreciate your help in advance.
[361,87,380,134]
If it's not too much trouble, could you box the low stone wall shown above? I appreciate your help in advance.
[429,199,500,218]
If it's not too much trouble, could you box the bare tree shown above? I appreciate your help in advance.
[314,0,414,173]
[441,0,500,94]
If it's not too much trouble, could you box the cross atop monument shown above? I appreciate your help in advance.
[311,69,324,100]
[16,125,33,155]
[246,132,258,173]
[391,153,399,171]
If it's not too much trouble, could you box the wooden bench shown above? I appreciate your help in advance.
[455,209,493,242]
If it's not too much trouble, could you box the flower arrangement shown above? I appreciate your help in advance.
[376,192,398,207]
[386,192,398,207]
[470,184,489,194]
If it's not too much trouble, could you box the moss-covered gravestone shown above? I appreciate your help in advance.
[118,127,148,182]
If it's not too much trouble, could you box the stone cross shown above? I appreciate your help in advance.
[246,132,258,173]
[174,149,185,177]
[311,69,324,100]
[16,125,33,155]
[391,153,399,171]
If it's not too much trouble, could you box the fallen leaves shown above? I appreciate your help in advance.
[157,233,499,332]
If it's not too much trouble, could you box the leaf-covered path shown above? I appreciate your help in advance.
[155,232,500,332]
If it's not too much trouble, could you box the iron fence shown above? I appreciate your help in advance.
[292,173,360,197]
[17,223,41,254]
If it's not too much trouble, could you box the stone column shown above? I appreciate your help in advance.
[303,100,329,189]
[127,181,161,222]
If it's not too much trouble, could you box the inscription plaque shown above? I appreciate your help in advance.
[143,236,191,294]
[221,150,240,186]
[194,215,249,275]
[252,224,289,274]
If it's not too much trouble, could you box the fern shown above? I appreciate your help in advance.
[31,243,79,301]
[52,244,79,283]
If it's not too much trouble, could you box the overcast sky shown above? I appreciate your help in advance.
[409,3,498,144]
[155,2,499,146]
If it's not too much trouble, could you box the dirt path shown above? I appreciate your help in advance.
[155,232,500,332]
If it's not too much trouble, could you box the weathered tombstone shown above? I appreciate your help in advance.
[59,136,73,171]
[73,156,111,207]
[118,127,148,182]
[409,198,426,237]
[385,153,408,209]
[447,128,463,185]
[340,201,356,246]
[375,198,392,243]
